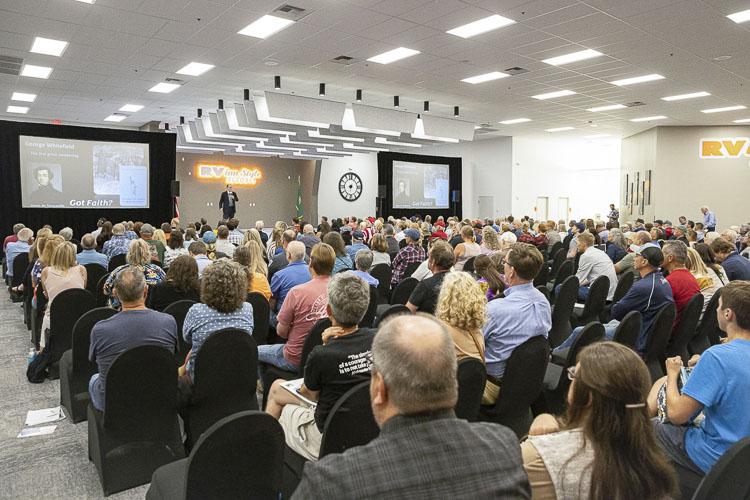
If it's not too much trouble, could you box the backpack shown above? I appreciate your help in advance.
[26,330,55,383]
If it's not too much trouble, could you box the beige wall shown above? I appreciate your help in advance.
[621,126,750,230]
[175,153,317,229]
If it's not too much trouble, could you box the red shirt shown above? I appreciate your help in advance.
[666,268,701,329]
[277,276,330,366]
[3,235,18,251]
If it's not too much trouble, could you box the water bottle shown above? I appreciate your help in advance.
[28,348,36,364]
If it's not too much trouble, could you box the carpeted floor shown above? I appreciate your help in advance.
[0,291,148,499]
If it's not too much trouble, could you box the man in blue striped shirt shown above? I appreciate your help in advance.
[701,205,716,232]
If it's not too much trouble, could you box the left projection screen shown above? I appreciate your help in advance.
[19,135,150,209]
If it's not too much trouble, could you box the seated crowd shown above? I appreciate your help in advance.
[3,207,750,499]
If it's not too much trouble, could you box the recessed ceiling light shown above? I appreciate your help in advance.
[149,82,180,93]
[727,9,750,23]
[119,104,143,112]
[176,62,215,76]
[701,105,746,113]
[238,15,295,38]
[499,118,531,124]
[30,37,69,57]
[585,134,611,138]
[367,47,420,64]
[586,104,626,112]
[630,115,667,122]
[545,127,574,132]
[75,0,95,3]
[11,92,37,102]
[447,14,516,38]
[611,74,664,86]
[461,71,509,84]
[20,64,53,79]
[733,118,750,123]
[532,90,576,100]
[661,92,710,101]
[542,49,603,66]
[104,114,126,122]
[6,105,29,114]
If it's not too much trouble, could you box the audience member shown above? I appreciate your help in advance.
[104,239,166,310]
[322,232,353,276]
[269,241,311,323]
[390,229,425,285]
[266,221,288,261]
[40,242,87,347]
[31,235,63,293]
[347,249,379,287]
[292,314,530,499]
[95,221,113,249]
[163,230,188,268]
[567,222,585,259]
[213,225,235,258]
[436,272,486,361]
[146,255,201,311]
[405,241,453,314]
[381,223,400,260]
[139,223,165,264]
[345,230,368,263]
[5,227,34,278]
[102,224,130,259]
[474,253,506,300]
[76,234,109,268]
[188,241,211,278]
[369,233,391,268]
[183,227,199,249]
[234,246,271,301]
[685,247,724,318]
[299,224,321,257]
[269,231,309,280]
[695,243,728,291]
[244,238,269,275]
[453,225,481,272]
[614,230,651,282]
[480,226,502,255]
[225,218,244,246]
[255,220,268,247]
[564,232,618,302]
[700,205,716,232]
[606,227,628,263]
[711,237,750,281]
[265,273,375,460]
[3,223,24,252]
[662,241,701,328]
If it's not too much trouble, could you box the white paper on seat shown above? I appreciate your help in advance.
[18,425,57,438]
[25,406,65,426]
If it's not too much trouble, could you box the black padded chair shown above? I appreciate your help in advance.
[570,275,610,328]
[403,261,422,279]
[359,285,378,329]
[462,256,476,274]
[96,274,109,307]
[59,307,117,423]
[666,293,704,360]
[84,263,108,296]
[107,253,127,272]
[88,346,184,496]
[369,264,392,304]
[10,252,29,291]
[390,277,418,305]
[690,290,723,355]
[548,260,574,300]
[533,263,550,287]
[548,276,579,348]
[690,437,750,500]
[549,247,567,279]
[642,302,677,383]
[184,328,259,448]
[246,292,270,346]
[612,310,642,350]
[374,304,410,328]
[47,288,96,380]
[163,300,197,368]
[147,411,284,500]
[601,271,634,322]
[455,357,486,422]
[480,335,550,438]
[548,241,563,261]
[536,285,551,303]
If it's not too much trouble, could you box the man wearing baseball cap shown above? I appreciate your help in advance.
[391,228,426,285]
[674,225,689,245]
[567,221,586,259]
[346,230,369,263]
[430,221,448,241]
[554,242,674,355]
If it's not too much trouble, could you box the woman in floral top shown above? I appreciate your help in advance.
[104,239,165,310]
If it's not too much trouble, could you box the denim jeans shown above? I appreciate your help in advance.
[553,320,620,353]
[555,283,590,302]
[257,344,299,386]
[89,373,103,411]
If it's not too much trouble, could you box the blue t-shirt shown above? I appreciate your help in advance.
[683,339,750,473]
[183,302,254,381]
[270,261,311,312]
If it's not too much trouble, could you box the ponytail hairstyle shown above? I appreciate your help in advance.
[473,254,506,297]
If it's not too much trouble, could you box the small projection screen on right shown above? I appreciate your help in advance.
[392,160,450,209]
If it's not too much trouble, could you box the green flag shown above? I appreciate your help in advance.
[296,175,303,218]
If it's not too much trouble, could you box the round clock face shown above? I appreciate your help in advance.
[339,172,362,202]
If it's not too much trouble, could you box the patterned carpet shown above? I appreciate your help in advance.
[0,291,148,499]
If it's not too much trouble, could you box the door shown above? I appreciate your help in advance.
[477,196,494,221]
[535,197,548,221]
[557,197,569,222]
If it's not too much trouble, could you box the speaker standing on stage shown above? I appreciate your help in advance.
[219,184,239,219]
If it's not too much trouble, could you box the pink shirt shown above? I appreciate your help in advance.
[277,276,330,365]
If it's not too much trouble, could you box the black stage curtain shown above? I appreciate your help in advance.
[377,151,462,220]
[0,120,176,240]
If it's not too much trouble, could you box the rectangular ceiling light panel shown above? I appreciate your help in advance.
[177,62,215,76]
[104,114,126,122]
[447,15,515,38]
[21,64,52,79]
[367,47,420,64]
[532,90,576,100]
[7,105,29,113]
[149,82,180,93]
[630,115,667,122]
[611,74,664,86]
[119,104,143,112]
[11,92,37,102]
[586,104,626,112]
[238,15,295,38]
[661,92,710,101]
[545,126,574,132]
[542,49,602,66]
[31,37,68,57]
[701,105,746,113]
[499,118,531,124]
[461,71,509,84]
[727,9,750,23]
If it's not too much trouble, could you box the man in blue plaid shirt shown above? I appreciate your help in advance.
[390,229,426,285]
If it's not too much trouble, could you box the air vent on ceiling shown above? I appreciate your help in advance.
[165,77,185,83]
[0,55,23,76]
[625,101,646,107]
[331,55,358,65]
[475,126,500,134]
[272,4,309,21]
[504,67,529,75]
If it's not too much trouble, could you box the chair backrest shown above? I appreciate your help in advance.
[643,302,677,382]
[563,322,605,375]
[667,293,704,359]
[612,310,642,350]
[462,256,476,274]
[95,274,109,307]
[375,304,410,328]
[578,275,610,321]
[84,264,107,295]
[548,276,579,348]
[553,260,574,291]
[536,285,551,303]
[11,252,29,287]
[186,411,284,500]
[192,328,258,405]
[359,285,379,329]
[163,299,197,366]
[49,288,96,362]
[71,307,117,378]
[550,248,567,278]
[370,264,392,301]
[692,290,723,352]
[319,381,379,458]
[454,357,486,422]
[691,437,750,500]
[533,263,550,287]
[246,292,270,346]
[403,261,422,279]
[611,271,634,304]
[299,317,331,375]
[549,241,563,258]
[562,233,573,248]
[108,253,127,272]
[103,345,179,437]
[390,277,418,305]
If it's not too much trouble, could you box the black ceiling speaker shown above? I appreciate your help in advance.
[197,108,202,118]
[244,88,250,100]
[274,75,281,90]
[179,116,184,124]
[218,99,223,110]
[393,95,399,108]
[424,100,429,112]
[356,89,362,102]
[454,106,459,117]
[319,83,325,96]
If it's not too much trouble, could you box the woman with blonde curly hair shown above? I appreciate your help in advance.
[436,271,487,362]
[266,221,288,261]
[152,228,168,248]
[243,239,269,277]
[103,239,165,310]
[480,226,501,256]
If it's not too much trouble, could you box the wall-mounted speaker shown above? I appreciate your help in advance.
[378,185,386,198]
[452,190,461,203]
[170,180,180,197]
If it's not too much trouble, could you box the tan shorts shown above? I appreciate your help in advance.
[279,403,323,461]
[482,379,501,405]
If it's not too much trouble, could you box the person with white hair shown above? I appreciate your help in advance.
[700,205,716,232]
[76,234,109,268]
[5,227,34,278]
[59,227,73,242]
[102,223,130,259]
[499,230,517,250]
[256,220,268,246]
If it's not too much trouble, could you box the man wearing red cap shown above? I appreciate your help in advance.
[430,221,448,241]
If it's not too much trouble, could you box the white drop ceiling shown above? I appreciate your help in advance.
[1,0,749,141]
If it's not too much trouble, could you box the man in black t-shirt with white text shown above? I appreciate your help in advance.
[406,240,454,315]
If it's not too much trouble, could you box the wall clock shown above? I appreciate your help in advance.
[339,172,362,202]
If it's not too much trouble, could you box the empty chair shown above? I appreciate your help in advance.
[390,277,418,305]
[666,293,704,360]
[403,261,422,279]
[88,345,184,496]
[690,290,723,355]
[536,285,551,303]
[690,437,750,500]
[548,260,574,299]
[548,241,563,262]
[480,335,550,438]
[570,275,610,329]
[642,303,677,383]
[549,248,567,279]
[107,253,127,272]
[455,358,486,422]
[359,285,379,329]
[95,274,109,307]
[84,263,108,296]
[601,271,634,322]
[162,300,197,368]
[533,263,550,287]
[547,276,579,348]
[47,288,96,380]
[369,264,392,304]
[612,310,642,350]
[462,256,476,274]
[374,304,410,328]
[59,307,117,423]
[246,292,270,346]
[147,411,285,500]
[184,328,259,448]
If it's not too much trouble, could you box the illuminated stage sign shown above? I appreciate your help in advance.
[699,137,750,159]
[197,164,263,185]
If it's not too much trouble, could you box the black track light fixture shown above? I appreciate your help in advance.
[356,89,362,102]
[179,116,185,125]
[197,108,202,118]
[274,75,281,90]
[218,99,224,110]
[393,95,399,108]
[243,89,250,101]
[424,100,429,112]
[454,106,459,117]
[164,122,170,131]
[319,83,325,96]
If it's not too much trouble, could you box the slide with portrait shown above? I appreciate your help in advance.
[392,160,449,209]
[19,136,150,209]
